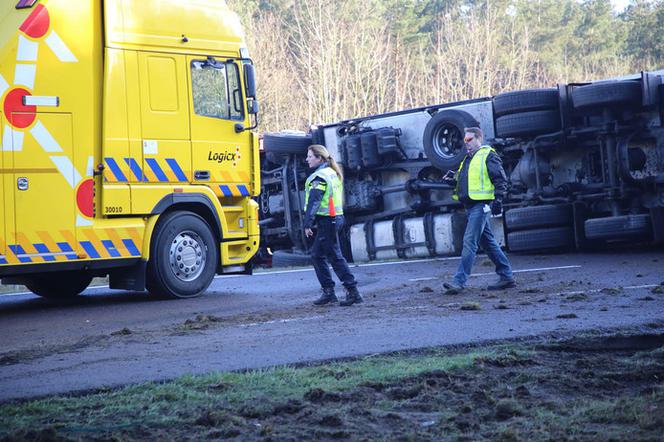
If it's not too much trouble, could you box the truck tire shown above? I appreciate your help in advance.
[495,110,561,138]
[493,89,559,117]
[147,211,218,299]
[571,81,642,109]
[507,226,574,253]
[505,204,572,232]
[423,109,479,171]
[584,214,652,240]
[272,249,312,268]
[25,271,92,300]
[263,132,312,155]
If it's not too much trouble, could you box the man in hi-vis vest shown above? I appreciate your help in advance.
[303,145,361,306]
[443,127,515,295]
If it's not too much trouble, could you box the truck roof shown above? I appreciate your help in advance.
[105,0,247,56]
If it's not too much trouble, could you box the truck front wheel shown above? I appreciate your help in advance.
[147,211,218,299]
[25,271,92,300]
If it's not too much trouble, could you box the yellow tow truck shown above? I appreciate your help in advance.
[0,0,260,299]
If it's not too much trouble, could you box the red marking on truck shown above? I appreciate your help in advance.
[19,3,49,39]
[3,88,36,129]
[76,178,94,218]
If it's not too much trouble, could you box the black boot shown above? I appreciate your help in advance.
[313,287,338,305]
[340,286,363,306]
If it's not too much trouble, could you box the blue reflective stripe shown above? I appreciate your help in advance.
[57,242,78,260]
[104,157,128,182]
[166,158,187,182]
[146,158,168,182]
[0,255,6,265]
[101,240,121,258]
[237,185,250,196]
[9,245,31,263]
[219,185,233,197]
[125,158,147,182]
[122,239,141,257]
[80,241,101,259]
[33,243,56,262]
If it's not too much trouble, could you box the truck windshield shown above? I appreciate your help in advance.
[191,60,244,121]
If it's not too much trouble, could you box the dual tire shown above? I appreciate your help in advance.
[493,89,561,139]
[504,204,574,253]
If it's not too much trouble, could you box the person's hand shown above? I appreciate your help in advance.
[490,200,503,215]
[305,228,314,238]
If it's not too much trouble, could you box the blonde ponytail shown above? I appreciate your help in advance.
[308,144,344,181]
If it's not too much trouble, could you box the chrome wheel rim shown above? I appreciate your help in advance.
[169,230,206,282]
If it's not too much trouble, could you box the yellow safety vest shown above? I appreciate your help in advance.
[304,166,344,216]
[453,146,496,201]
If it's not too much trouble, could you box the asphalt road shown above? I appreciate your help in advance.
[1,249,663,402]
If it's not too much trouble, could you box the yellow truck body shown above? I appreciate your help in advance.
[0,0,260,299]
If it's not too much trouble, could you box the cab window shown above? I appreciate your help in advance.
[191,59,244,121]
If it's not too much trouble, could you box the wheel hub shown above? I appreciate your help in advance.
[169,231,206,282]
[433,124,462,159]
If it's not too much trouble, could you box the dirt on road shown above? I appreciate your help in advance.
[0,250,663,402]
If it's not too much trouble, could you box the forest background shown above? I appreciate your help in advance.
[227,0,664,132]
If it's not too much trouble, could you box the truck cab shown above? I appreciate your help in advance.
[0,0,260,299]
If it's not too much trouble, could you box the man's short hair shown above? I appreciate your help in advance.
[464,127,483,140]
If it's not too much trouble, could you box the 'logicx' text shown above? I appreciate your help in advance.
[208,151,237,163]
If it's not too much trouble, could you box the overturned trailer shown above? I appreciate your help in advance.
[260,71,664,265]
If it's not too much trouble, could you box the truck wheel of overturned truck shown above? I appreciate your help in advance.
[571,81,642,109]
[263,132,313,155]
[584,214,652,240]
[25,271,93,300]
[495,110,561,138]
[423,110,479,170]
[147,211,218,299]
[493,88,560,117]
[507,226,574,253]
[505,204,572,232]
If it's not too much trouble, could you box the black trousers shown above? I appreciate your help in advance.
[311,216,357,289]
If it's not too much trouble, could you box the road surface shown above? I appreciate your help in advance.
[1,249,663,401]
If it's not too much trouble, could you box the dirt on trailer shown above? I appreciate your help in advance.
[2,328,664,441]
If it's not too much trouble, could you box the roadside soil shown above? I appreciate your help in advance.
[2,328,664,441]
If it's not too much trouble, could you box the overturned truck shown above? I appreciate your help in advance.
[260,71,664,265]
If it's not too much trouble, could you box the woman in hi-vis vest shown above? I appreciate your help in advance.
[303,145,362,306]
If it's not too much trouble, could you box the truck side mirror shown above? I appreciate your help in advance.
[248,99,259,115]
[244,64,257,99]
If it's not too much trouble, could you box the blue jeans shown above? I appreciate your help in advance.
[453,203,513,287]
[311,216,357,289]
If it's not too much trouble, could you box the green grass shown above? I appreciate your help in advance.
[0,348,488,437]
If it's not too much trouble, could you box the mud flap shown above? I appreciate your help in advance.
[109,260,147,291]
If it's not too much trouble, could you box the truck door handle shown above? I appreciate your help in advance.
[194,170,210,181]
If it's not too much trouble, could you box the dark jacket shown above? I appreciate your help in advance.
[456,150,508,206]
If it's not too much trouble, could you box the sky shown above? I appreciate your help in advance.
[611,0,630,12]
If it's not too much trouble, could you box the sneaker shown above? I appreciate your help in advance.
[487,279,516,291]
[443,282,464,295]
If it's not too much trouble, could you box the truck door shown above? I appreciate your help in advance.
[12,114,76,263]
[137,52,191,183]
[187,56,252,197]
